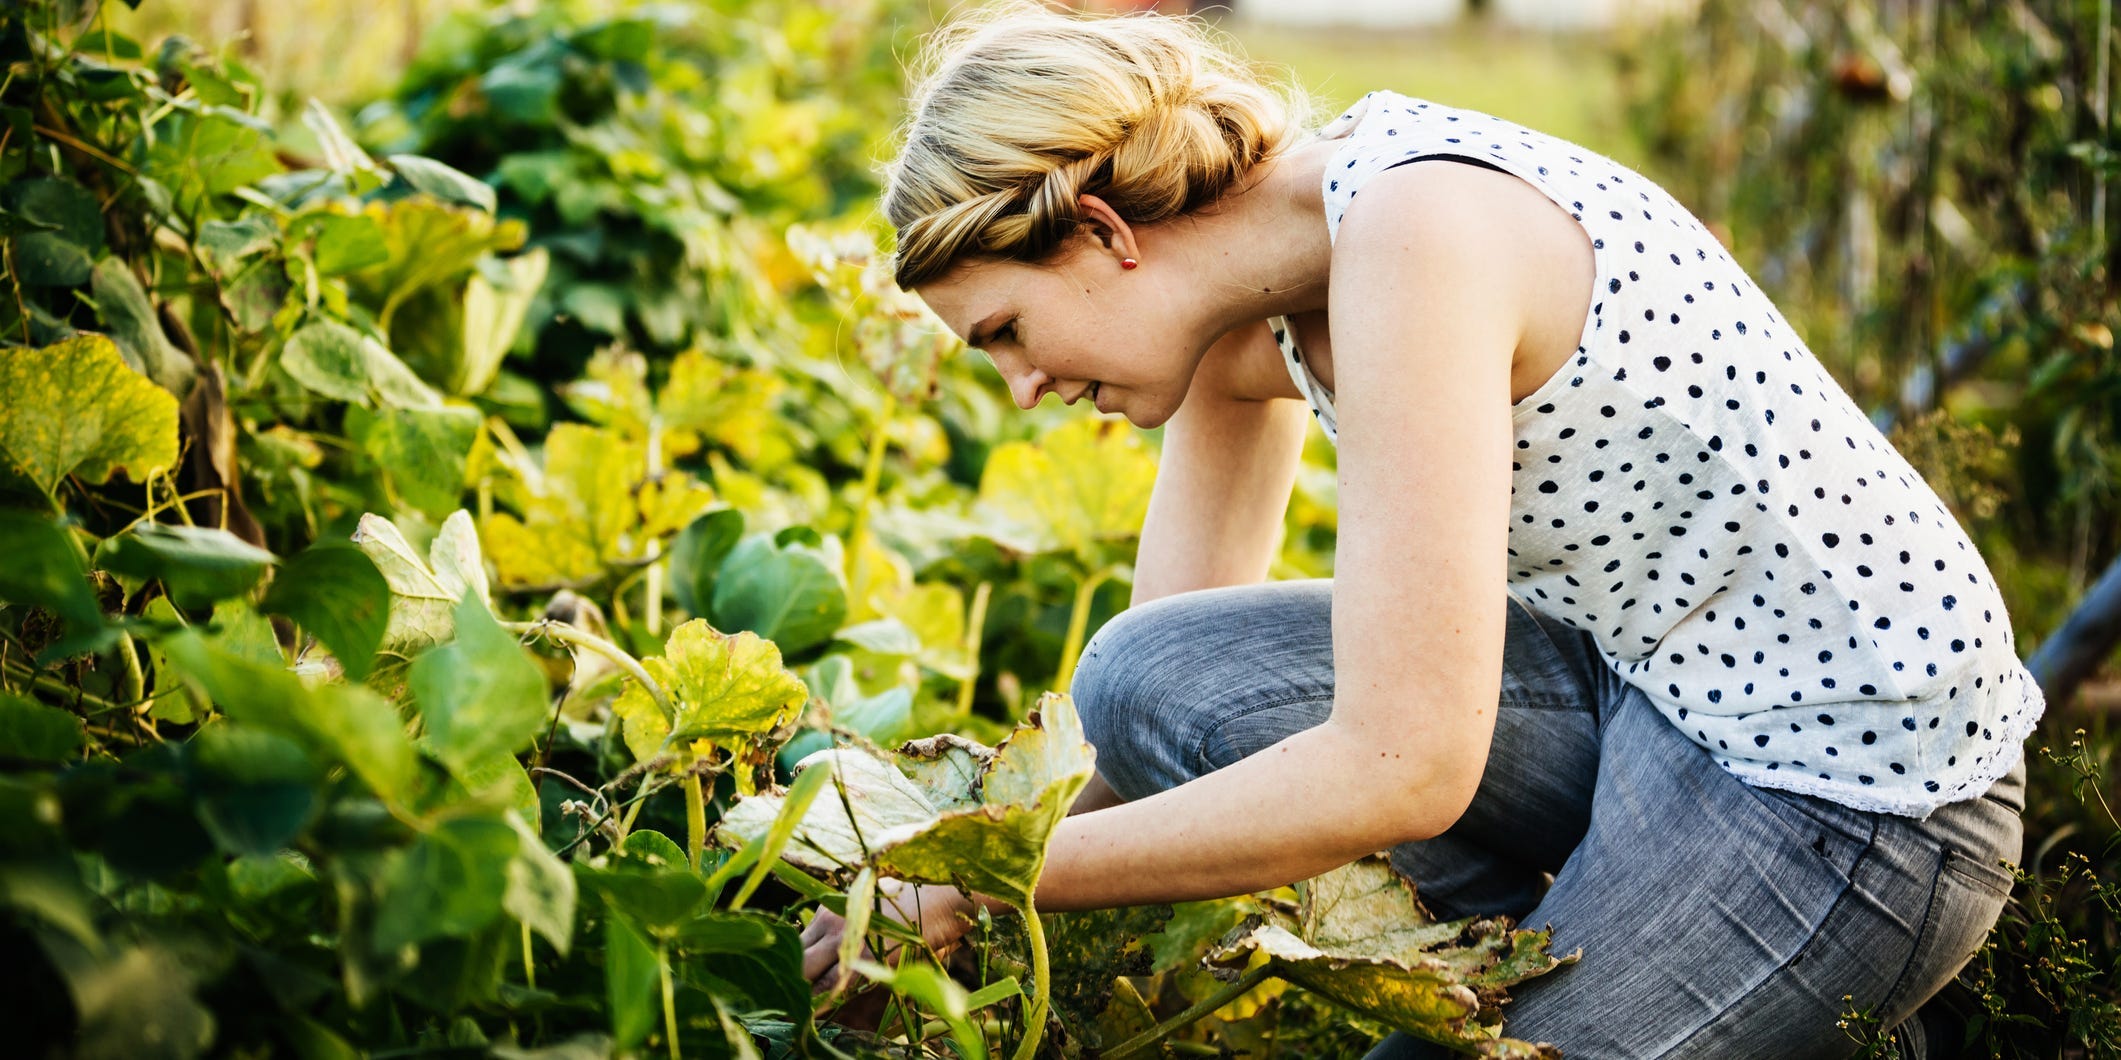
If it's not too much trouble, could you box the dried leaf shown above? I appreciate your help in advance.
[1202,855,1573,1058]
[717,691,1094,910]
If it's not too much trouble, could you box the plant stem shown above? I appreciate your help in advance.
[846,391,897,615]
[115,631,146,707]
[1052,566,1115,695]
[658,943,682,1060]
[1009,900,1051,1060]
[520,921,536,990]
[953,581,990,720]
[502,619,674,725]
[1102,964,1275,1060]
[684,771,706,871]
[645,415,665,638]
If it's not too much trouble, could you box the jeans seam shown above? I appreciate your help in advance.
[1652,821,1882,1059]
[1194,692,1336,773]
[1876,844,1952,1020]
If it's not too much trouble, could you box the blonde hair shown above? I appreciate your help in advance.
[881,1,1322,291]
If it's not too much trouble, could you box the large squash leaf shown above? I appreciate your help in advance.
[716,691,1093,909]
[974,417,1156,559]
[0,334,180,497]
[1202,854,1573,1059]
[610,619,809,768]
[479,423,714,588]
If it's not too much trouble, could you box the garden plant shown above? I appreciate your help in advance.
[0,0,2115,1056]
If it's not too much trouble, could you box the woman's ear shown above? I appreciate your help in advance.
[1077,193,1140,263]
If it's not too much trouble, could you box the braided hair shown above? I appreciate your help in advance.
[882,1,1320,291]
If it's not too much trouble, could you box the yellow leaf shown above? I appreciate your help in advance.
[478,424,710,588]
[612,620,808,770]
[976,417,1157,558]
[0,334,179,496]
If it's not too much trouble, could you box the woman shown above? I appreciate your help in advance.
[803,4,2042,1056]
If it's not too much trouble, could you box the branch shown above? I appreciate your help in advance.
[2029,550,2121,710]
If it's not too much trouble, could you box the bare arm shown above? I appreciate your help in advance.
[984,161,1528,911]
[1130,322,1313,607]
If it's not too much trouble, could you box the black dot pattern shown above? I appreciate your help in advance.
[1266,90,2046,817]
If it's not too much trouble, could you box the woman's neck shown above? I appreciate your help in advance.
[1166,136,1340,338]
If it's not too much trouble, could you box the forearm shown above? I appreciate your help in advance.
[972,720,1459,915]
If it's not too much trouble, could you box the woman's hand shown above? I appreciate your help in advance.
[801,878,982,990]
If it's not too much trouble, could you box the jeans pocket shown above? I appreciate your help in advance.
[1880,845,2016,1023]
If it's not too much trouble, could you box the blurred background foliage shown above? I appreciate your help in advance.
[2,0,2116,1055]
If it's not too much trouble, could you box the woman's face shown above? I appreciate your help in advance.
[916,234,1207,431]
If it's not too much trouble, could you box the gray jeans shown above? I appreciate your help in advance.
[1069,579,2026,1059]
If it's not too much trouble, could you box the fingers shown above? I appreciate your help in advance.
[803,936,837,982]
[800,907,842,947]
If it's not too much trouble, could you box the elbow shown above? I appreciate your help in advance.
[1382,767,1484,847]
[1312,720,1488,850]
[1365,753,1485,848]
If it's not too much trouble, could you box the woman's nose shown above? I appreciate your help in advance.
[1006,366,1050,410]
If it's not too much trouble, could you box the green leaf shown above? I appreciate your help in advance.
[388,155,498,213]
[89,258,196,396]
[197,216,279,270]
[604,909,659,1049]
[374,815,518,950]
[711,533,847,657]
[1201,854,1573,1057]
[0,693,85,762]
[668,507,744,617]
[353,510,490,660]
[262,543,390,681]
[280,319,441,409]
[158,629,419,802]
[210,597,282,665]
[187,725,321,857]
[140,596,200,723]
[975,417,1157,559]
[351,403,480,517]
[456,248,548,396]
[0,510,101,628]
[610,620,809,767]
[807,654,913,744]
[3,179,102,287]
[140,108,283,217]
[308,212,391,276]
[99,524,277,607]
[411,591,548,776]
[0,334,180,497]
[504,812,576,955]
[583,835,706,936]
[717,691,1094,910]
[72,29,144,59]
[301,99,387,196]
[38,934,215,1060]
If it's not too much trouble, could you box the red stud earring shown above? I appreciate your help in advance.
[1121,258,1138,270]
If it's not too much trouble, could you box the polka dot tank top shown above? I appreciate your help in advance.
[1270,90,2044,818]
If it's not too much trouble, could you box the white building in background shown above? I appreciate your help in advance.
[1231,0,1700,29]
